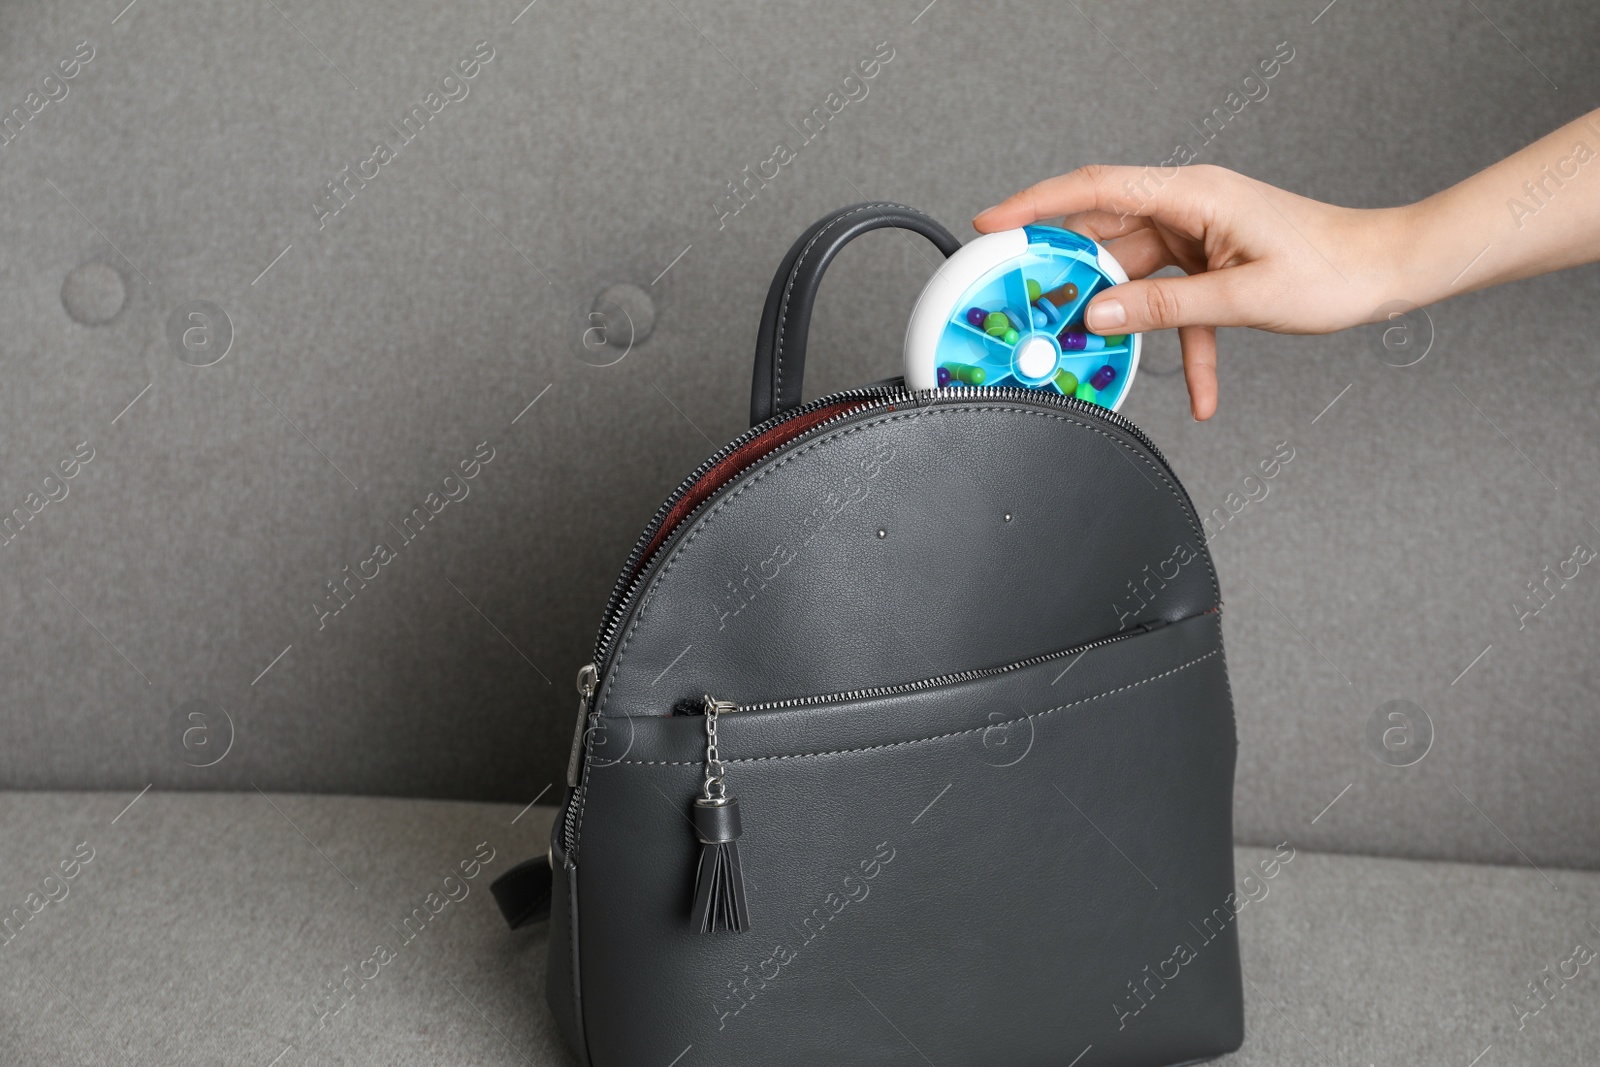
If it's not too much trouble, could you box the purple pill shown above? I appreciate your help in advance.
[1061,331,1087,351]
[1090,365,1117,390]
[937,365,952,387]
[965,307,987,327]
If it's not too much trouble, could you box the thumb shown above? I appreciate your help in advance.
[1084,271,1247,335]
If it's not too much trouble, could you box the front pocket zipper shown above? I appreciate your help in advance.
[717,616,1178,715]
[561,612,1206,863]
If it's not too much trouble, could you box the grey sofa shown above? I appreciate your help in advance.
[5,0,1598,1063]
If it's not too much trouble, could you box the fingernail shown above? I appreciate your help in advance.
[1086,298,1126,332]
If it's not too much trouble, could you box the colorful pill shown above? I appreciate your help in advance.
[1059,330,1106,352]
[1003,310,1025,331]
[1030,307,1049,328]
[1035,282,1081,326]
[1001,328,1019,345]
[1026,278,1042,301]
[1054,369,1079,395]
[1104,334,1128,347]
[1041,282,1078,308]
[1090,365,1117,390]
[937,365,952,387]
[966,307,987,328]
[984,311,1010,336]
[1074,380,1098,403]
[948,363,986,385]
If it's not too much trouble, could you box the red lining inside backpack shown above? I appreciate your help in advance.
[629,399,873,585]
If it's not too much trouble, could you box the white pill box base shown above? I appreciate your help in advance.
[903,226,1140,411]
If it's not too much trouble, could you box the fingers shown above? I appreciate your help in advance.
[1101,228,1179,280]
[974,164,1212,231]
[1083,269,1250,335]
[975,167,1120,230]
[974,164,1242,420]
[1058,209,1152,243]
[1178,326,1220,420]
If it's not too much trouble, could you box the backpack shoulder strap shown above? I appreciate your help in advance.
[490,854,553,929]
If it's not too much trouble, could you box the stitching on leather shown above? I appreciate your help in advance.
[568,866,586,1066]
[584,404,1220,851]
[772,203,922,412]
[1217,621,1239,751]
[611,648,1221,766]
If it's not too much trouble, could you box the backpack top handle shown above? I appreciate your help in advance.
[749,202,964,428]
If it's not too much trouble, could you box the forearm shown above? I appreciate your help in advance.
[1393,107,1600,307]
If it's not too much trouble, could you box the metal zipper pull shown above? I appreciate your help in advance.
[689,695,750,933]
[566,663,599,788]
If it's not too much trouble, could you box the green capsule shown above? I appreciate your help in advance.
[1075,380,1098,404]
[1104,334,1128,347]
[1054,369,1079,395]
[983,311,1010,336]
[1026,278,1042,301]
[1001,328,1019,344]
[949,363,986,385]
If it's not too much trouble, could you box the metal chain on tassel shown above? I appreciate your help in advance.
[689,696,750,933]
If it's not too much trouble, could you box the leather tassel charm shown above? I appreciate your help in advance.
[690,796,748,933]
[690,697,750,933]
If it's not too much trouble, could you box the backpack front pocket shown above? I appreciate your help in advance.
[573,611,1241,1067]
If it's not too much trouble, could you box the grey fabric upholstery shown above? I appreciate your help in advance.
[4,793,1598,1066]
[4,0,1598,871]
[6,13,1600,1058]
[9,0,1600,1059]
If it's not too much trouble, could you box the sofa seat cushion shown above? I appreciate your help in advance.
[2,792,1595,1065]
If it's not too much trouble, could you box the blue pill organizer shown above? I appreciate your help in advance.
[903,225,1141,410]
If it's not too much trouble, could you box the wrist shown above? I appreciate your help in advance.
[1358,200,1450,318]
[1392,197,1454,308]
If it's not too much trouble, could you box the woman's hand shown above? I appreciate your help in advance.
[974,164,1415,420]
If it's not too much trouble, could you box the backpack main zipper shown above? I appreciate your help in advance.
[589,382,1185,675]
[588,386,899,669]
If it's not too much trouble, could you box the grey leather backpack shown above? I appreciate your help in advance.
[493,203,1244,1067]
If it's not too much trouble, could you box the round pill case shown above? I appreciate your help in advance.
[903,225,1141,411]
